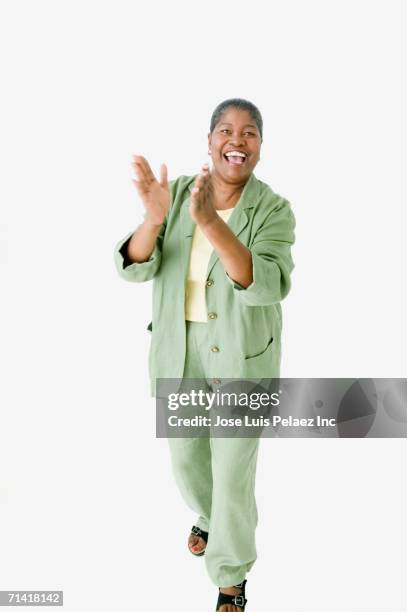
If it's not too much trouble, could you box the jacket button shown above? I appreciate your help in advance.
[208,312,217,319]
[211,346,220,353]
[206,279,214,287]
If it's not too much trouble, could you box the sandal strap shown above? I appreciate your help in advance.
[216,591,247,610]
[217,580,247,610]
[234,579,247,591]
[190,525,208,543]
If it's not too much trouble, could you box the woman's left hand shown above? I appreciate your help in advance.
[190,164,218,228]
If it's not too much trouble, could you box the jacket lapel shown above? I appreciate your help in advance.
[180,193,196,281]
[206,206,250,279]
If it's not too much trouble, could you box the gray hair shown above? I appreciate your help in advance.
[209,98,263,140]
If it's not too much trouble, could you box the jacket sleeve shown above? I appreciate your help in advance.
[226,198,296,306]
[113,219,167,283]
[113,180,176,283]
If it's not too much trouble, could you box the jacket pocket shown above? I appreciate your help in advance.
[244,336,274,360]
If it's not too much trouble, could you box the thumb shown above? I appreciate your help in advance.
[160,163,168,189]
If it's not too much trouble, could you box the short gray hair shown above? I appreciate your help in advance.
[209,98,263,140]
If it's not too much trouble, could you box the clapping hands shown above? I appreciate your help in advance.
[132,155,170,227]
[190,163,218,227]
[132,156,218,229]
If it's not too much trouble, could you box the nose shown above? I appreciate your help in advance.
[229,132,246,146]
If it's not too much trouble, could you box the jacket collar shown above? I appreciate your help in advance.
[181,172,261,281]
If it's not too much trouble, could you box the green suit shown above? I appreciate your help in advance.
[114,172,296,397]
[114,172,295,587]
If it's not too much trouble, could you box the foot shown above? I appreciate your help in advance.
[217,584,245,612]
[188,532,207,555]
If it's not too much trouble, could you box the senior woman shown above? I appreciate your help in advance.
[114,98,296,611]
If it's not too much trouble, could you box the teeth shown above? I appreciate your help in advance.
[225,151,246,158]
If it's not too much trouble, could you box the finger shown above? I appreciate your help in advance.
[159,163,168,188]
[201,169,212,193]
[132,162,147,183]
[202,169,211,188]
[132,155,150,182]
[201,166,210,184]
[134,155,156,183]
[132,158,152,184]
[132,154,149,172]
[131,178,148,196]
[194,172,206,189]
[191,186,200,200]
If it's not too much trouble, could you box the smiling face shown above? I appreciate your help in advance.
[208,107,262,185]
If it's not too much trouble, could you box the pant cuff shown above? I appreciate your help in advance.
[208,569,248,588]
[195,516,210,532]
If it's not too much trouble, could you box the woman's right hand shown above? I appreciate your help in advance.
[132,155,170,226]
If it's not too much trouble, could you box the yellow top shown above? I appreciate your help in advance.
[185,207,234,322]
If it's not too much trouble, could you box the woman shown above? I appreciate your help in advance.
[114,98,296,611]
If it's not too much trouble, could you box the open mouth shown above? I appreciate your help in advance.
[223,151,248,166]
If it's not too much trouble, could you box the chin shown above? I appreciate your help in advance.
[213,163,251,182]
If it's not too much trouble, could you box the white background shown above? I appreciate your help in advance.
[1,1,406,610]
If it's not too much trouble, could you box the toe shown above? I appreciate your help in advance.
[194,536,205,552]
[188,534,206,553]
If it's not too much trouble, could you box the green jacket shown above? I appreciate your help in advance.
[114,172,296,396]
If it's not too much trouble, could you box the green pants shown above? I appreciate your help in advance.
[167,320,260,587]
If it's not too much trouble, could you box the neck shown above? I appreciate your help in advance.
[211,170,248,210]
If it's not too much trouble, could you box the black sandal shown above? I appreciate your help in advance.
[188,525,208,557]
[216,579,247,611]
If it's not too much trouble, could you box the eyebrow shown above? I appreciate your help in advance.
[219,122,258,129]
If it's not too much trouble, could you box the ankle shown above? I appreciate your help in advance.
[219,585,241,595]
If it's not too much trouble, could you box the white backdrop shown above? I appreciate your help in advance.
[1,1,406,611]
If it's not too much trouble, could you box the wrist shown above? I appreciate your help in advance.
[197,212,222,231]
[143,216,164,231]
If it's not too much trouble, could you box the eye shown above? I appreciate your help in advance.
[220,128,231,134]
[244,131,256,136]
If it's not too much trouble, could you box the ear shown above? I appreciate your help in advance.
[207,132,212,155]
